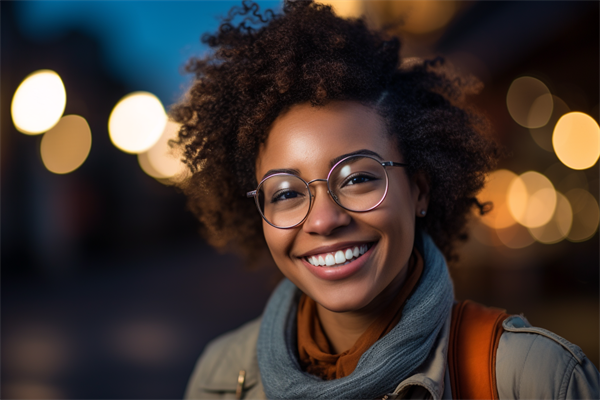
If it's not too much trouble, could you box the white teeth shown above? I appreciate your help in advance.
[306,243,372,267]
[325,254,335,266]
[345,249,353,260]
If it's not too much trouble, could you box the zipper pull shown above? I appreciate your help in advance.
[235,370,246,399]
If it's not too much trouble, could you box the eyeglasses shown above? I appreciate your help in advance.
[246,154,407,229]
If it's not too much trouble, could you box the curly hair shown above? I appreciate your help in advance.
[170,0,499,265]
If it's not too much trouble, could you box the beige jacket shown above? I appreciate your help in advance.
[184,314,599,399]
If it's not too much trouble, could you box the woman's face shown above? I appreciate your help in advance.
[256,101,429,313]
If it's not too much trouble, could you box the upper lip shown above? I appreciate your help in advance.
[296,240,375,258]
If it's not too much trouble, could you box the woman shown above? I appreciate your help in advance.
[171,1,599,399]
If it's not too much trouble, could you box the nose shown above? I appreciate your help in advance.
[302,182,351,235]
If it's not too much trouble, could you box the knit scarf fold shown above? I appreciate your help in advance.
[297,249,424,380]
[257,232,454,399]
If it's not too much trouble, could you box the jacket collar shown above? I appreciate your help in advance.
[387,312,452,400]
[193,318,262,393]
[193,310,451,400]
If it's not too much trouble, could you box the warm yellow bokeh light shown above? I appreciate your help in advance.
[508,171,557,228]
[40,115,92,174]
[365,0,457,35]
[396,1,456,34]
[320,0,363,18]
[506,77,552,128]
[138,151,168,179]
[529,96,570,152]
[565,189,599,242]
[11,70,66,135]
[529,192,572,244]
[146,121,186,180]
[478,169,518,229]
[108,92,167,154]
[470,219,498,247]
[552,112,600,170]
[495,223,535,249]
[527,93,554,129]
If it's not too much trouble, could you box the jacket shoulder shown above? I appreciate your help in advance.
[184,317,265,399]
[496,315,599,400]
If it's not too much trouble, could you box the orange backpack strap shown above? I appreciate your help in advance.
[448,300,510,400]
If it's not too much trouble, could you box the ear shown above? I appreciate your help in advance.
[412,172,430,217]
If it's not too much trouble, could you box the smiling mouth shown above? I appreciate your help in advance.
[304,243,375,267]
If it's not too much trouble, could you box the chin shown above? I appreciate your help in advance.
[311,285,376,313]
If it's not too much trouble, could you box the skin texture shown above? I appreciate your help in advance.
[256,101,429,353]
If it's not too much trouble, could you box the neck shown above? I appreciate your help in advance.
[315,304,377,354]
[315,261,409,354]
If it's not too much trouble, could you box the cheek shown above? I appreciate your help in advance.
[262,222,295,265]
[368,203,415,247]
[372,179,417,253]
[384,177,417,226]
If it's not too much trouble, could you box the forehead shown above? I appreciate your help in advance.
[256,101,399,178]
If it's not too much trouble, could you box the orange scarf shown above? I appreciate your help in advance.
[297,249,423,380]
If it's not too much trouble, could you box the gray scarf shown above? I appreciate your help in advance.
[256,232,454,399]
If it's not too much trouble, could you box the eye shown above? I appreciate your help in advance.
[343,173,378,186]
[271,189,305,203]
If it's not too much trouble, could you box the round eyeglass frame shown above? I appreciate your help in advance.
[246,154,408,229]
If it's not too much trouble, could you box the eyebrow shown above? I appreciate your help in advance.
[259,149,384,182]
[260,168,301,182]
[329,149,384,168]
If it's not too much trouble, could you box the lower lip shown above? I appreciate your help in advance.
[301,243,376,281]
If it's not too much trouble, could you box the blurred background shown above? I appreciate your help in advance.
[2,1,598,398]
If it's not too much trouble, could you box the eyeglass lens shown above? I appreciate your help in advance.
[257,156,388,228]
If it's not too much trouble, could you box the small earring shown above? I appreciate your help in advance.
[420,210,426,216]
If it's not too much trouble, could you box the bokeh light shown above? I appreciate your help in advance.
[138,152,168,180]
[11,70,66,135]
[6,324,72,378]
[552,112,600,170]
[495,223,536,249]
[106,319,183,367]
[544,162,589,194]
[108,92,167,154]
[565,189,599,242]
[527,93,554,129]
[146,121,186,181]
[478,169,518,229]
[508,171,557,228]
[529,95,570,152]
[506,77,552,128]
[363,1,456,35]
[559,172,590,195]
[3,383,64,400]
[40,115,92,174]
[321,0,363,18]
[470,219,498,247]
[529,192,572,244]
